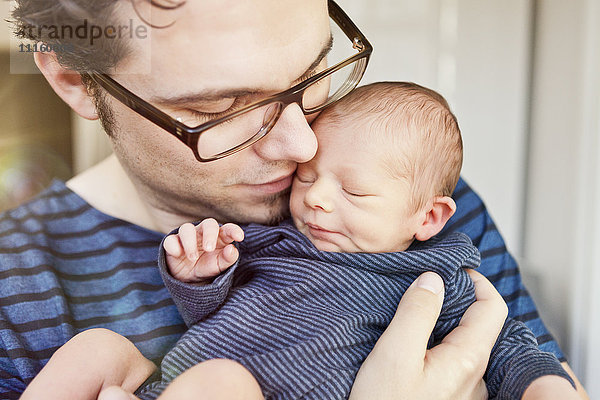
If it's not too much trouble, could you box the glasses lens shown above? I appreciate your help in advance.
[196,102,283,159]
[302,58,365,113]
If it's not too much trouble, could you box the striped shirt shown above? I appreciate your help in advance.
[0,180,185,399]
[0,178,564,398]
[139,223,569,400]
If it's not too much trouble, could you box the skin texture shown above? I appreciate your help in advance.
[42,0,329,233]
[30,0,588,398]
[162,111,458,279]
[164,219,244,283]
[290,115,455,252]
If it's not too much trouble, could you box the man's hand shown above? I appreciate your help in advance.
[163,218,244,283]
[349,270,507,400]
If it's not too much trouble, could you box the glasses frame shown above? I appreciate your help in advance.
[85,0,373,162]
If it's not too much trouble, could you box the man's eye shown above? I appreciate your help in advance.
[184,98,244,123]
[196,97,236,113]
[187,108,231,122]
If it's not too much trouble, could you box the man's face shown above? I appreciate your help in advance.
[290,116,423,253]
[103,0,330,228]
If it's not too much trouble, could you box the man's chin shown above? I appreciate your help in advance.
[260,197,290,226]
[230,190,290,226]
[262,188,291,225]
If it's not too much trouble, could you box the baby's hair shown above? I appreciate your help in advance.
[318,81,462,213]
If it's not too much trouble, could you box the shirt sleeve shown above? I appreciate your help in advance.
[0,317,28,399]
[433,264,574,399]
[157,236,238,327]
[0,366,26,399]
[443,177,566,361]
[487,318,574,400]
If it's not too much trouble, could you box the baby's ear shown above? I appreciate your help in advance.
[414,196,456,241]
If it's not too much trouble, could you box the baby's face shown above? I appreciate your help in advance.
[290,118,423,253]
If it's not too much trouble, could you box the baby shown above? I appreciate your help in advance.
[22,82,576,400]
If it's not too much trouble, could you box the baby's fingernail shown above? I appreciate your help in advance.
[416,272,443,295]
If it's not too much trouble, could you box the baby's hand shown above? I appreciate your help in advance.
[163,218,244,283]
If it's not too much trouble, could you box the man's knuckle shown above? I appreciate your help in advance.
[457,351,486,376]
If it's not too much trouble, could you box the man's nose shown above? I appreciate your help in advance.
[252,103,318,163]
[304,180,333,213]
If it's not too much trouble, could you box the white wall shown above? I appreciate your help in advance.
[525,1,600,395]
[524,0,585,373]
[561,0,600,394]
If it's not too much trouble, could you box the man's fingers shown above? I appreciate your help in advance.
[377,272,445,363]
[439,269,507,368]
[98,386,140,400]
[471,379,488,400]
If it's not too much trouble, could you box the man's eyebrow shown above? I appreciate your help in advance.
[151,89,260,106]
[151,35,334,106]
[296,34,334,82]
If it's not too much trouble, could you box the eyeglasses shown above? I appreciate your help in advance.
[85,0,372,162]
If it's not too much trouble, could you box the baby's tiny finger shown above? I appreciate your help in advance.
[218,244,239,271]
[179,223,200,261]
[163,235,183,257]
[221,223,245,243]
[199,218,219,252]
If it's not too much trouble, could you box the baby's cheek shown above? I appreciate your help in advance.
[289,187,305,220]
[337,221,361,251]
[347,217,381,251]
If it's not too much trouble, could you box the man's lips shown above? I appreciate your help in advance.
[241,173,294,195]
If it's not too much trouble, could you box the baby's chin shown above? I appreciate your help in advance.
[309,238,346,252]
[304,231,360,253]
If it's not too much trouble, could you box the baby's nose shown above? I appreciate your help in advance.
[304,182,334,213]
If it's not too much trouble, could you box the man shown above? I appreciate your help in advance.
[2,0,586,398]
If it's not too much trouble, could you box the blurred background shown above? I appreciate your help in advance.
[1,0,599,394]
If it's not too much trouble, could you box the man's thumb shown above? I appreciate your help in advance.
[377,272,445,362]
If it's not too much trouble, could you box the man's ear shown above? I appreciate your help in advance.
[33,51,98,120]
[414,196,456,242]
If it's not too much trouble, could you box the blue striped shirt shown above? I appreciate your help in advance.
[0,178,565,398]
[140,223,569,399]
[0,181,185,398]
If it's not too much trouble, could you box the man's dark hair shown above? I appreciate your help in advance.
[10,0,126,136]
[10,0,126,73]
[10,0,184,136]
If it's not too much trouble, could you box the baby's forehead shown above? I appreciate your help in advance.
[315,108,414,156]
